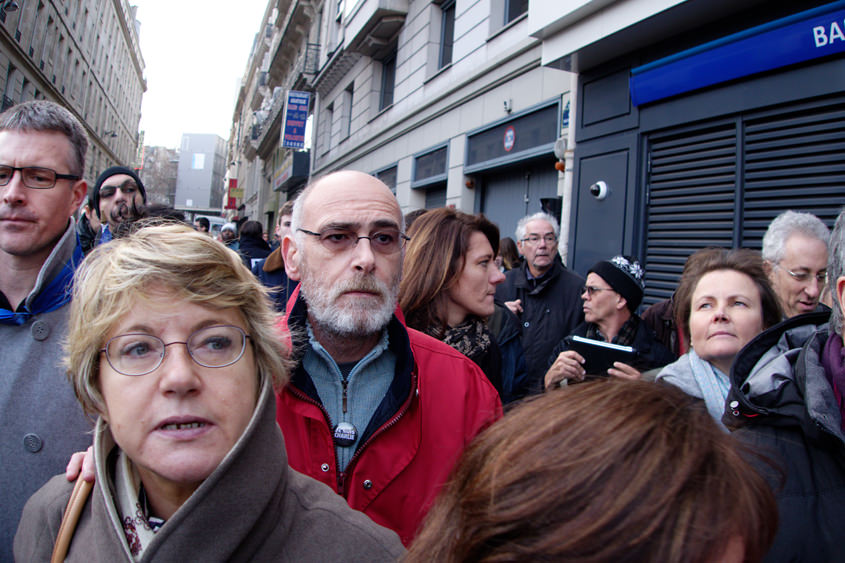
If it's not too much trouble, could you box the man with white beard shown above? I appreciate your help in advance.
[276,171,502,546]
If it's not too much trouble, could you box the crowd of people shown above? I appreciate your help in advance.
[3,99,844,562]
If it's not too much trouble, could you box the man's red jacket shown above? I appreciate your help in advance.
[276,288,503,545]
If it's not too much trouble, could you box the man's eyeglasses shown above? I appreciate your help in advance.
[581,285,614,297]
[0,165,80,189]
[100,325,251,376]
[99,183,138,199]
[298,227,410,255]
[520,234,557,245]
[776,263,827,285]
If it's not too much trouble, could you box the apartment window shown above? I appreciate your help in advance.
[379,51,396,111]
[504,0,527,25]
[342,83,353,139]
[375,166,397,194]
[439,0,455,69]
[321,103,334,154]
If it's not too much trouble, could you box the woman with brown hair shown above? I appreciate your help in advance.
[401,208,521,399]
[656,248,782,427]
[405,379,778,562]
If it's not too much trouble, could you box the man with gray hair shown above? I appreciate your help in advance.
[495,211,584,395]
[762,210,830,319]
[276,170,501,546]
[727,207,845,560]
[0,100,91,559]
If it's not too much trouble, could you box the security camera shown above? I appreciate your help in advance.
[589,181,609,200]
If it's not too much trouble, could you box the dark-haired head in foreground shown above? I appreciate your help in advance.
[406,379,777,563]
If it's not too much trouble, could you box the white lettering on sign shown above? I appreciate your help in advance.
[813,20,845,47]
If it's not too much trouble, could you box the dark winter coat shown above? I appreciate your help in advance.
[252,247,295,312]
[488,301,530,403]
[238,236,271,270]
[546,317,675,377]
[727,312,845,563]
[494,259,584,392]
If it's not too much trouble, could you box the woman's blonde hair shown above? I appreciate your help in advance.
[66,222,288,416]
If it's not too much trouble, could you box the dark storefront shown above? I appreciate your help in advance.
[568,0,845,306]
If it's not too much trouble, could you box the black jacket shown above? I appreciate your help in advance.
[494,259,584,392]
[238,237,271,270]
[546,317,675,377]
[727,312,845,563]
[488,302,529,403]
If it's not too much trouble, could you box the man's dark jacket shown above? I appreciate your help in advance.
[727,312,845,563]
[252,248,294,312]
[547,317,675,376]
[494,259,584,392]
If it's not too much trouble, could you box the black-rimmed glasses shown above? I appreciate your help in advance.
[100,325,251,376]
[298,227,410,255]
[0,165,81,189]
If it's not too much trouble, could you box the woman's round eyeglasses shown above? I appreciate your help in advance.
[100,325,251,376]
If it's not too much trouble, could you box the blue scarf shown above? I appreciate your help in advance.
[686,348,731,430]
[0,240,84,325]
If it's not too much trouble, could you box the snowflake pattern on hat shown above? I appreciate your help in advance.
[610,255,645,289]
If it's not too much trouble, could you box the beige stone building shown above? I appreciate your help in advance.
[0,1,145,182]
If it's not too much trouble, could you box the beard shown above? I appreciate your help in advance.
[299,263,399,337]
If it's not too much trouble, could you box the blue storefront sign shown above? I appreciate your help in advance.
[281,91,311,149]
[630,1,845,106]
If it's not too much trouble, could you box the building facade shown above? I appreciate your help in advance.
[0,0,146,181]
[528,0,845,305]
[174,133,226,213]
[230,0,574,249]
[138,145,178,206]
[229,0,318,235]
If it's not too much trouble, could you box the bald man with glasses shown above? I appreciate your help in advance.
[0,101,92,560]
[276,171,501,547]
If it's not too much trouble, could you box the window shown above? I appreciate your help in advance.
[504,0,527,25]
[342,83,353,139]
[379,51,396,111]
[375,166,397,193]
[321,103,334,154]
[413,145,448,188]
[439,0,455,69]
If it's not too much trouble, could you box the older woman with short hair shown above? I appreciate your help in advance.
[14,224,403,561]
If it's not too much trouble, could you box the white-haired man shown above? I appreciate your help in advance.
[495,212,584,395]
[762,210,830,319]
[277,171,502,546]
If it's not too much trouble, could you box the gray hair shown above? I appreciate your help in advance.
[828,208,845,335]
[761,210,830,264]
[0,100,88,177]
[515,212,560,242]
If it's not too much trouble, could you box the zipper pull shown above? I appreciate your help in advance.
[342,378,348,413]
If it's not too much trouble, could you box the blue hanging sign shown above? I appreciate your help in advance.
[281,90,311,149]
[630,1,845,106]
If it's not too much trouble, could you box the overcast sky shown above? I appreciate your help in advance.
[133,0,270,148]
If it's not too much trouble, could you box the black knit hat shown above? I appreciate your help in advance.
[91,166,147,218]
[588,255,645,313]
